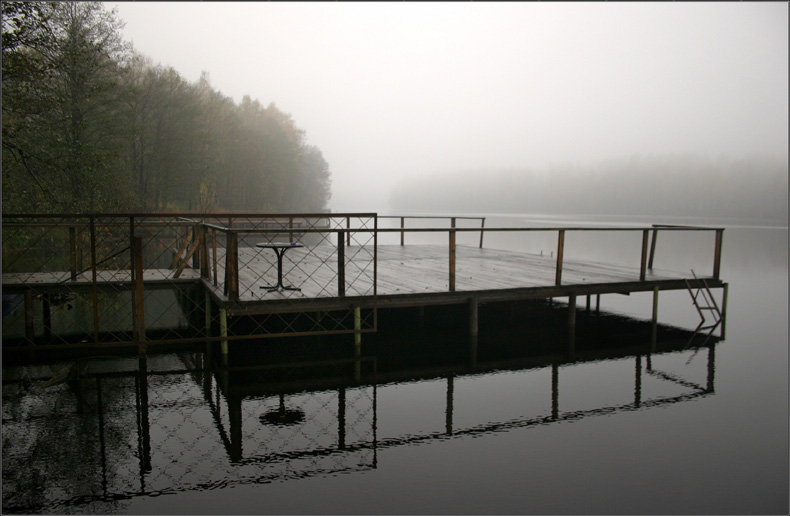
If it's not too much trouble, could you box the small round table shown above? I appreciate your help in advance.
[256,243,304,292]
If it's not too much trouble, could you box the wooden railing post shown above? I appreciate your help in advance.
[555,229,565,286]
[224,232,239,302]
[479,217,486,248]
[346,216,351,247]
[647,227,658,270]
[212,229,218,286]
[640,229,649,281]
[449,219,456,292]
[713,229,724,279]
[400,217,405,246]
[191,224,200,270]
[199,225,209,279]
[338,231,346,297]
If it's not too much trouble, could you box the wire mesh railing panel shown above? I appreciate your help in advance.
[3,214,379,350]
[3,216,99,346]
[208,214,378,338]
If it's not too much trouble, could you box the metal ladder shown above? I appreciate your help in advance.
[684,270,722,351]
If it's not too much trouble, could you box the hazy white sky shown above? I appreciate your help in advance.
[107,2,788,211]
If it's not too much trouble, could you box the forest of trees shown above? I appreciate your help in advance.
[2,2,332,214]
[390,153,788,225]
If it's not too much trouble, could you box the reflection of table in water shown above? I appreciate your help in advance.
[259,394,305,426]
[256,243,304,292]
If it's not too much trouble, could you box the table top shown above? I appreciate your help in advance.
[256,242,304,249]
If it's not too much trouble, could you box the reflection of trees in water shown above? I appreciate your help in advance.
[2,364,139,513]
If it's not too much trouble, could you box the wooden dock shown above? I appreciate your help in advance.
[1,213,728,356]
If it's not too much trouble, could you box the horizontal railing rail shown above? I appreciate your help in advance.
[371,223,724,291]
[379,215,487,247]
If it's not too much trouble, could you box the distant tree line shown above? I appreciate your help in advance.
[2,2,331,214]
[390,153,788,225]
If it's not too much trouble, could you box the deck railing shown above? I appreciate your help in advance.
[2,213,723,354]
[373,223,724,291]
[1,213,378,354]
[379,216,487,247]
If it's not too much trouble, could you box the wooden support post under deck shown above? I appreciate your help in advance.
[568,294,577,328]
[354,306,361,382]
[651,286,659,352]
[220,308,228,365]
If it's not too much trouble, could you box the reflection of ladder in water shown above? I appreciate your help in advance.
[684,269,722,350]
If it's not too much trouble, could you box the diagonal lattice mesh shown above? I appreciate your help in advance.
[3,214,377,354]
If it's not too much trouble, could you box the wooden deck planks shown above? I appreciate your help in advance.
[2,244,689,303]
[226,244,688,302]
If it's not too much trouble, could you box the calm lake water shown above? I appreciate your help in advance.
[2,213,787,514]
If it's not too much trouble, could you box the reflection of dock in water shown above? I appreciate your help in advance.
[2,316,719,512]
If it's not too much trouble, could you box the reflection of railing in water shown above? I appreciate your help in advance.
[2,330,717,512]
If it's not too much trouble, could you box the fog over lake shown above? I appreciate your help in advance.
[107,2,788,213]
